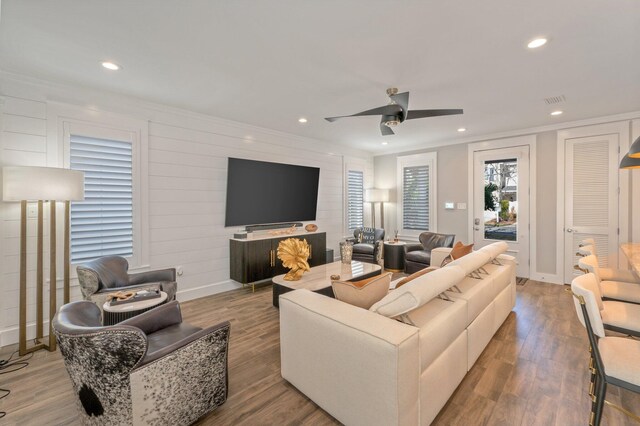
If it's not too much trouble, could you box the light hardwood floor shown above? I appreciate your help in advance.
[1,280,640,425]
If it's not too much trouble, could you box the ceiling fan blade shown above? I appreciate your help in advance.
[325,105,400,122]
[390,92,409,120]
[405,109,464,120]
[380,122,395,136]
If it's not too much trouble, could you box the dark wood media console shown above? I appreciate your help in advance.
[230,231,327,290]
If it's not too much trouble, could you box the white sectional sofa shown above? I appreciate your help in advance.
[279,242,516,426]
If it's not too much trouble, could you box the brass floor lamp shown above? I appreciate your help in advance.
[2,166,84,356]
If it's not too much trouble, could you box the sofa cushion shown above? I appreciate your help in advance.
[370,266,466,318]
[332,273,391,309]
[445,272,502,326]
[406,250,430,265]
[396,267,437,289]
[353,243,374,255]
[405,297,468,370]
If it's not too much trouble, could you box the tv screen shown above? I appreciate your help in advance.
[225,158,320,227]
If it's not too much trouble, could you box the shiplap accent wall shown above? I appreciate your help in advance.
[0,74,373,347]
[0,95,53,347]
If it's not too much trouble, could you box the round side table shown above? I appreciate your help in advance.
[383,241,406,272]
[103,291,168,325]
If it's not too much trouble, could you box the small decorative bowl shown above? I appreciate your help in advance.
[305,224,318,232]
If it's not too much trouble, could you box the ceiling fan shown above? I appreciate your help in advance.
[325,88,463,136]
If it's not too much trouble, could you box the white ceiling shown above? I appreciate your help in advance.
[1,0,639,154]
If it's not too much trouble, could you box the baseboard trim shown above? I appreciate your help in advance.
[176,279,242,302]
[530,273,564,285]
[0,322,51,349]
[0,280,243,349]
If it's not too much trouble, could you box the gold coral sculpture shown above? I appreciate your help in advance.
[277,238,311,281]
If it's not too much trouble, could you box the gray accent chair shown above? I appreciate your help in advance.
[404,232,456,273]
[53,300,230,425]
[349,227,385,264]
[76,256,177,315]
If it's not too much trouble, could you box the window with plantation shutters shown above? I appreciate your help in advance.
[70,135,133,263]
[346,169,364,231]
[397,152,437,237]
[402,165,430,230]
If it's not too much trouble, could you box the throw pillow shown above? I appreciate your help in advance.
[332,272,391,309]
[395,266,438,289]
[361,227,376,244]
[441,241,474,267]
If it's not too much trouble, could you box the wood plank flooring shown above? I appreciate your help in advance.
[1,280,639,425]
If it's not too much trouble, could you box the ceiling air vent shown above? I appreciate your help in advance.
[544,95,566,105]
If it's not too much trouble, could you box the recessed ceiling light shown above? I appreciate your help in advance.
[457,127,467,132]
[381,142,388,145]
[298,117,308,123]
[527,38,548,49]
[550,110,563,116]
[101,61,120,71]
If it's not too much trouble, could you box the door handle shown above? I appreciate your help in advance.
[309,244,312,259]
[567,228,573,233]
[270,249,275,267]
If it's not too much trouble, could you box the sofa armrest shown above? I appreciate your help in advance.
[119,300,182,335]
[279,290,420,426]
[129,268,176,285]
[430,247,453,268]
[130,321,230,421]
[404,243,423,254]
[138,320,231,367]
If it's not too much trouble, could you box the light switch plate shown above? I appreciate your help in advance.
[444,202,455,210]
[457,203,467,210]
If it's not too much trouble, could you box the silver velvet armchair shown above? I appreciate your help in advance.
[53,300,230,425]
[76,256,177,314]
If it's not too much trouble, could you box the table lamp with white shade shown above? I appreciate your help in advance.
[365,188,390,229]
[2,166,84,355]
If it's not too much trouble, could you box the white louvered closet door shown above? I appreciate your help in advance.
[564,134,619,282]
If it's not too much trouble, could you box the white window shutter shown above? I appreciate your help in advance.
[70,135,134,263]
[403,165,430,230]
[347,170,364,231]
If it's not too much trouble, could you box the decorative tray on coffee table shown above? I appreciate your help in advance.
[109,289,162,306]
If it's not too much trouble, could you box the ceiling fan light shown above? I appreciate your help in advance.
[620,153,640,169]
[628,135,640,158]
[385,120,400,127]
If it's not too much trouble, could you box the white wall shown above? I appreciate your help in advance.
[0,73,373,347]
[374,125,638,283]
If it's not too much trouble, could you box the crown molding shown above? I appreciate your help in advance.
[0,70,374,159]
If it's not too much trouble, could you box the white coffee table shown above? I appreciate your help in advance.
[102,291,168,325]
[272,261,382,308]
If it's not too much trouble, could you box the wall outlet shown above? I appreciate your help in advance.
[176,265,184,276]
[457,203,467,210]
[27,204,38,218]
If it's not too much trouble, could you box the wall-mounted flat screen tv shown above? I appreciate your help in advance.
[225,158,320,227]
